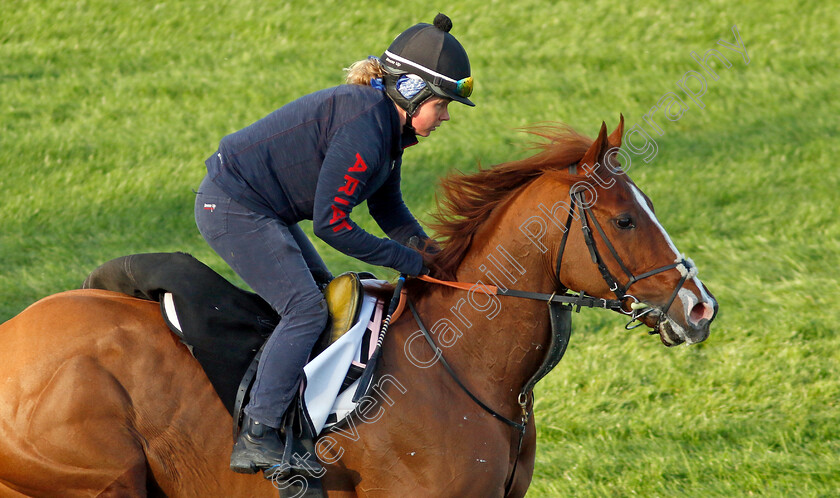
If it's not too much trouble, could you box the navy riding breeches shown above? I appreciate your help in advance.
[195,175,331,428]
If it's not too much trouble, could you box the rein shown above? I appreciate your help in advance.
[413,273,612,421]
[417,274,622,310]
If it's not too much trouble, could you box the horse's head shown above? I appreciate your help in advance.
[540,116,717,346]
[429,116,717,345]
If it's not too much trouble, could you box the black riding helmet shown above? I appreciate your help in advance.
[380,13,474,117]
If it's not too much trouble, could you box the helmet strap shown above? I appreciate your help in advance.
[404,114,416,134]
[384,73,435,118]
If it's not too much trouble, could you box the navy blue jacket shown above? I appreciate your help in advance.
[205,85,427,276]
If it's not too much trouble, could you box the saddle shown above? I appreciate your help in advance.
[82,252,393,429]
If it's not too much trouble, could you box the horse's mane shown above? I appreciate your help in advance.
[427,124,593,281]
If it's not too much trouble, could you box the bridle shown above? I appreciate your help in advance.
[558,187,696,331]
[403,167,696,493]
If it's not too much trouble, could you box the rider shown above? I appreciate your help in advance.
[194,13,474,475]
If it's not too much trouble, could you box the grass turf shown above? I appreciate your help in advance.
[2,0,838,495]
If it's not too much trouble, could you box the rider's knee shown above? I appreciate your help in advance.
[287,297,329,328]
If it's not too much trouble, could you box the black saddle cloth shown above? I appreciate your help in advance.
[82,252,278,413]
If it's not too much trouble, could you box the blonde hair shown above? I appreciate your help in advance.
[344,57,385,85]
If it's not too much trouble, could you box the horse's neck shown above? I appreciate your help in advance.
[412,213,557,411]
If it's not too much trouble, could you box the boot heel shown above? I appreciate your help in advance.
[230,453,259,474]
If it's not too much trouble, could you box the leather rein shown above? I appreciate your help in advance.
[407,179,695,493]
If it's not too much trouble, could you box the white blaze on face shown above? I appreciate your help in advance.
[629,184,713,327]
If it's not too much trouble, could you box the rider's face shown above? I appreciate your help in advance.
[411,98,451,137]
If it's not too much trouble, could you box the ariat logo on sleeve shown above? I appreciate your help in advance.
[330,153,369,232]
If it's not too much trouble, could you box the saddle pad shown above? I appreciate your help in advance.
[301,294,382,435]
[83,252,277,413]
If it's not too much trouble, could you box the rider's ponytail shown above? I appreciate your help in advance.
[344,58,385,86]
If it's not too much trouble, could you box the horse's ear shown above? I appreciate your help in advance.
[580,121,610,170]
[608,113,624,148]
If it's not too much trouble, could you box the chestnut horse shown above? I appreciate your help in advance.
[0,116,717,497]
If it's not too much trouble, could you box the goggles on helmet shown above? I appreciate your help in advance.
[449,76,473,98]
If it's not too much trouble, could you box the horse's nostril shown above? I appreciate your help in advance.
[689,302,715,325]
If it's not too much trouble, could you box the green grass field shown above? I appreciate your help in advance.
[2,0,838,495]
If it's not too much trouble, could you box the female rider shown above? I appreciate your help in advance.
[194,14,474,476]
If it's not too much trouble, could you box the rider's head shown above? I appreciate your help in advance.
[379,13,474,117]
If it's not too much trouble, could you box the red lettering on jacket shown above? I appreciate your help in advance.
[332,220,353,232]
[337,175,360,196]
[330,205,347,225]
[329,152,369,233]
[329,205,354,231]
[348,153,368,172]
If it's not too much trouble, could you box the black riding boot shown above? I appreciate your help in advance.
[230,415,286,474]
[230,415,324,477]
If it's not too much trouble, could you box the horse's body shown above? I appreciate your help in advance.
[0,117,716,496]
[0,290,276,497]
[0,288,536,497]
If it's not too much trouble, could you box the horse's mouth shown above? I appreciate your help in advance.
[623,301,712,347]
[635,308,685,347]
[655,318,685,347]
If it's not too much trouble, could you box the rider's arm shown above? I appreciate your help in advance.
[312,115,424,276]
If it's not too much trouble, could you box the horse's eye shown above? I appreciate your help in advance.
[614,217,635,230]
